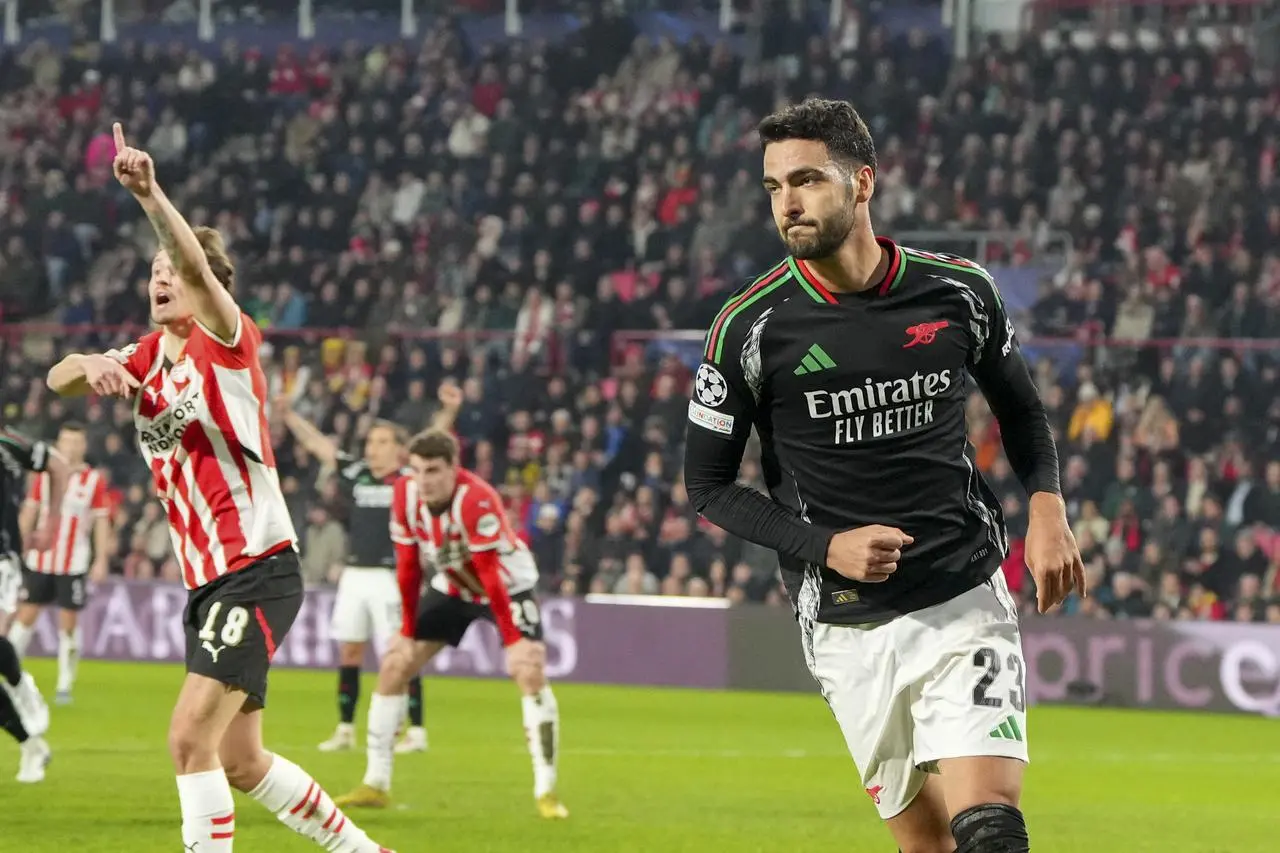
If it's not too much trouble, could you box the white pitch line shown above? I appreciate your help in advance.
[55,743,1280,764]
[566,749,1280,765]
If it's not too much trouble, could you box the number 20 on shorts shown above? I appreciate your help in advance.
[508,598,540,633]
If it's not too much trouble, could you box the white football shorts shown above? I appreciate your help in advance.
[800,571,1029,819]
[0,555,21,616]
[329,567,403,646]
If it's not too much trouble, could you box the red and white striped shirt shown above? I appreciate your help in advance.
[390,468,538,602]
[108,313,297,589]
[24,467,109,576]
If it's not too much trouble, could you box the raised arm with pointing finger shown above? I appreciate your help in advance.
[46,122,397,853]
[47,123,242,398]
[112,122,241,342]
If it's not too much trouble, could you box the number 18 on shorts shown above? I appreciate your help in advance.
[182,554,304,708]
[802,573,1029,820]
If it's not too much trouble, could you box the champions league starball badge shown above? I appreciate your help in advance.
[695,364,728,408]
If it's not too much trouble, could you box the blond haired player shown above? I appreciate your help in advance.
[47,124,394,853]
[8,422,113,705]
[336,429,567,819]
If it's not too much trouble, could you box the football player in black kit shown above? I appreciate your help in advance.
[280,384,461,754]
[683,99,1085,853]
[0,425,68,783]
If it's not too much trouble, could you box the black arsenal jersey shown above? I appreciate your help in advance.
[683,238,1060,625]
[334,452,407,569]
[0,427,51,559]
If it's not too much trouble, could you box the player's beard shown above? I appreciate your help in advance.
[782,196,857,260]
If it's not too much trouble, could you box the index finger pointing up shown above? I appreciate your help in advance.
[113,122,127,152]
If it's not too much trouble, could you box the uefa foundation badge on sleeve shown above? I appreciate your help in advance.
[688,400,734,435]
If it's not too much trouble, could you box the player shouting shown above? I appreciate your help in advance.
[46,124,394,853]
[280,383,461,754]
[8,422,113,705]
[0,425,67,783]
[683,99,1084,853]
[335,430,567,819]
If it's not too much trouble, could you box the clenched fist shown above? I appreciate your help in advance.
[437,381,463,412]
[825,525,914,583]
[112,122,155,198]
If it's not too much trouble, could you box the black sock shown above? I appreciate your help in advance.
[951,803,1030,853]
[407,676,423,727]
[338,665,360,724]
[0,637,22,687]
[0,677,28,744]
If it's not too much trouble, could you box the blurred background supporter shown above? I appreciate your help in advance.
[1,0,1277,622]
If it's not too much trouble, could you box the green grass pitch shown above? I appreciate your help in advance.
[1,658,1274,852]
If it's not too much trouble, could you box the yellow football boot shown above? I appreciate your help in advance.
[536,793,569,819]
[334,784,391,809]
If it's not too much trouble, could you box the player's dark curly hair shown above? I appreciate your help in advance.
[758,98,877,175]
[408,429,459,465]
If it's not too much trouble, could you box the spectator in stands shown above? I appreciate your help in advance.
[1,6,1276,625]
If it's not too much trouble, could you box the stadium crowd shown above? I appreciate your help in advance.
[0,4,1277,623]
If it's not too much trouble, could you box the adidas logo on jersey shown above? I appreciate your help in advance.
[793,343,837,376]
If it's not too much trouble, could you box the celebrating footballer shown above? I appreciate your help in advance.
[684,99,1085,853]
[47,123,395,853]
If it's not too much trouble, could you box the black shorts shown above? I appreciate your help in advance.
[414,587,544,647]
[20,570,89,611]
[183,550,303,710]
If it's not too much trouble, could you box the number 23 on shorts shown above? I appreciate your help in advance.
[972,646,1026,712]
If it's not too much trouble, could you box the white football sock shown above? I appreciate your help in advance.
[522,686,560,798]
[176,769,237,851]
[7,621,32,658]
[363,692,406,791]
[248,752,384,853]
[56,629,80,693]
